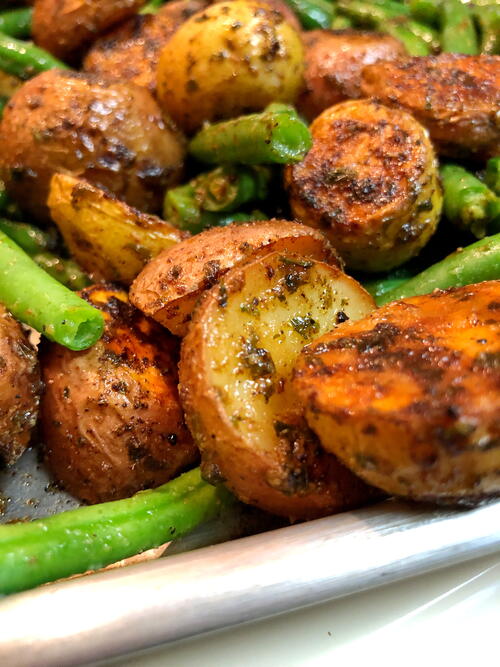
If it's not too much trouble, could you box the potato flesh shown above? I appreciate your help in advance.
[293,281,500,504]
[180,251,377,519]
[284,100,442,272]
[48,174,186,284]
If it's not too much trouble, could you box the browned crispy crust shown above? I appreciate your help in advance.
[361,54,500,160]
[40,285,198,504]
[297,29,406,122]
[293,281,500,504]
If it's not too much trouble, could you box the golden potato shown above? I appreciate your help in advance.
[361,55,500,160]
[297,29,406,122]
[284,100,442,272]
[48,173,187,284]
[0,304,40,464]
[130,219,340,336]
[180,250,377,519]
[0,70,185,223]
[156,0,305,133]
[32,0,145,62]
[294,281,500,505]
[40,285,198,504]
[83,0,209,92]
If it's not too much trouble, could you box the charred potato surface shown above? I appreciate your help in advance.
[361,55,500,160]
[0,70,186,223]
[284,100,442,272]
[48,173,187,284]
[294,281,500,505]
[40,285,198,504]
[180,250,377,519]
[156,0,305,133]
[83,0,209,92]
[130,219,340,336]
[32,0,145,62]
[0,305,40,465]
[297,29,406,122]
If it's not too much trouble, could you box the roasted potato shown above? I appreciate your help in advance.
[32,0,146,62]
[284,100,442,273]
[40,285,198,504]
[0,305,40,464]
[48,173,187,284]
[361,55,500,160]
[156,0,305,133]
[0,70,22,98]
[297,30,406,122]
[83,0,209,92]
[180,250,377,519]
[130,219,340,336]
[0,70,186,223]
[294,281,500,505]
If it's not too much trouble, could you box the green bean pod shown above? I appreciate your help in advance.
[484,157,500,196]
[0,230,104,350]
[32,253,91,291]
[331,15,353,29]
[364,268,414,300]
[140,0,165,14]
[0,33,69,79]
[440,0,479,54]
[408,0,441,26]
[0,8,32,38]
[283,0,336,29]
[0,217,56,255]
[377,233,500,305]
[0,467,234,595]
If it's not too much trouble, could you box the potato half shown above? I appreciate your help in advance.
[130,219,340,336]
[40,285,198,504]
[48,173,187,284]
[156,0,305,133]
[293,281,500,505]
[284,100,442,272]
[180,250,377,520]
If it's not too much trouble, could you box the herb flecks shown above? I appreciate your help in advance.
[290,314,319,340]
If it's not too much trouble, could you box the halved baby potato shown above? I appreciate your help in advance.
[293,281,500,505]
[179,250,377,520]
[48,173,187,284]
[130,219,340,336]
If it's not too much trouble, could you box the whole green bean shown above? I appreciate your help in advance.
[441,163,498,238]
[0,217,56,255]
[32,253,91,291]
[0,33,69,79]
[408,0,441,26]
[331,15,353,29]
[440,0,478,54]
[484,157,500,196]
[0,230,104,350]
[376,233,500,305]
[0,467,234,595]
[284,0,336,29]
[189,105,312,165]
[364,268,414,300]
[0,8,32,38]
[475,6,500,55]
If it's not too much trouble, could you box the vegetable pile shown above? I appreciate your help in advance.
[0,0,498,595]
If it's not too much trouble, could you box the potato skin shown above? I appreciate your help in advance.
[180,251,378,520]
[40,285,198,504]
[83,0,209,92]
[0,305,40,465]
[297,29,406,122]
[156,0,305,133]
[284,100,442,272]
[0,70,185,223]
[130,219,341,336]
[32,0,145,62]
[361,54,500,160]
[294,281,500,505]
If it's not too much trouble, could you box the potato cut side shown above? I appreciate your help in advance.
[48,173,186,284]
[180,250,377,520]
[130,219,340,336]
[293,281,500,505]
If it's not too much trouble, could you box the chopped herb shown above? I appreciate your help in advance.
[290,314,319,340]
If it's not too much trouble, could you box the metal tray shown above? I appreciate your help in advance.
[1,448,500,666]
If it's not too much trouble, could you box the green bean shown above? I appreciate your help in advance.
[331,15,353,29]
[440,163,498,238]
[474,5,500,55]
[0,33,69,79]
[484,157,500,196]
[364,268,414,300]
[0,230,104,350]
[0,467,234,595]
[0,8,32,39]
[376,233,500,305]
[283,0,336,29]
[408,0,441,26]
[0,217,56,255]
[440,0,479,54]
[189,105,312,165]
[32,253,91,291]
[140,0,165,14]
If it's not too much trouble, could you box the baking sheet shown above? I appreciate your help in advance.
[1,448,500,666]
